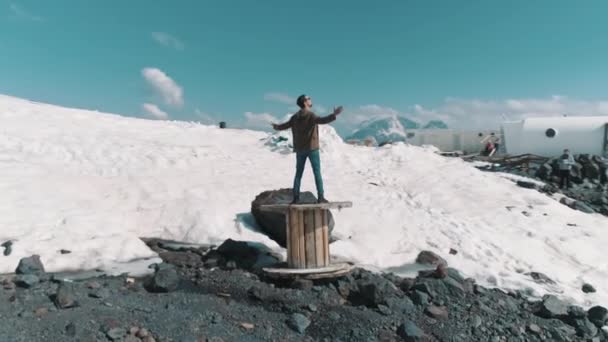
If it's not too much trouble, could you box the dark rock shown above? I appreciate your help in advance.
[570,317,598,338]
[384,296,416,314]
[568,305,587,319]
[377,304,392,316]
[286,313,310,334]
[415,250,447,267]
[419,264,448,279]
[447,268,465,283]
[352,277,400,307]
[573,201,595,213]
[398,278,415,292]
[535,295,568,319]
[54,282,78,309]
[15,255,45,275]
[2,241,12,256]
[145,263,179,293]
[449,248,458,255]
[65,322,76,337]
[60,249,71,254]
[582,283,597,293]
[424,305,448,320]
[410,290,429,306]
[413,278,464,300]
[397,320,424,341]
[251,189,335,247]
[588,306,608,328]
[516,180,537,189]
[526,272,556,285]
[291,278,313,290]
[14,274,39,288]
[215,239,264,270]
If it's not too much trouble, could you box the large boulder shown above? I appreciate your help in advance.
[578,154,601,180]
[16,255,45,275]
[251,189,335,248]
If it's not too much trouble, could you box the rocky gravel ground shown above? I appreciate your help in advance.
[1,239,607,342]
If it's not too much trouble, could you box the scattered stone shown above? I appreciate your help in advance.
[59,249,71,254]
[54,282,78,309]
[397,320,424,341]
[415,250,447,267]
[516,180,537,189]
[449,248,458,255]
[14,274,39,288]
[124,335,141,342]
[15,255,45,275]
[411,290,430,306]
[287,313,311,334]
[145,263,179,293]
[106,327,127,341]
[527,323,542,335]
[136,328,150,338]
[240,323,254,331]
[470,315,482,328]
[424,305,449,320]
[353,277,400,307]
[526,271,556,285]
[2,241,12,256]
[568,305,587,319]
[535,295,568,318]
[588,306,608,328]
[65,322,76,337]
[33,307,48,318]
[570,317,598,338]
[582,283,597,293]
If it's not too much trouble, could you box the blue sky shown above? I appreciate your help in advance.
[2,0,608,134]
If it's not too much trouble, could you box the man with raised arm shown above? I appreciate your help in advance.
[271,94,343,204]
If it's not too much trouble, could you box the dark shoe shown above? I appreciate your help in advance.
[317,196,329,204]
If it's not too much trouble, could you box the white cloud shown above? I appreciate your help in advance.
[151,32,184,50]
[264,92,295,105]
[141,68,184,108]
[142,103,168,120]
[243,111,285,130]
[9,3,42,21]
[194,108,217,125]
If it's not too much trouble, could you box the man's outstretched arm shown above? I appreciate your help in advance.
[314,106,343,124]
[272,117,293,130]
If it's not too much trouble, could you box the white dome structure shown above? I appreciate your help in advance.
[502,116,608,157]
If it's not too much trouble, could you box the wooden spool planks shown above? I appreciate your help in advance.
[286,208,330,269]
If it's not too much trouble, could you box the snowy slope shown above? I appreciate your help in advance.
[1,94,607,309]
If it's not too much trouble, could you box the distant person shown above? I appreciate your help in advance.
[558,148,576,189]
[271,95,343,204]
[492,133,501,153]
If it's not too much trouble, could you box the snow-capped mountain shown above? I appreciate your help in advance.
[347,115,448,143]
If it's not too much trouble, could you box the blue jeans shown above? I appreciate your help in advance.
[293,149,324,199]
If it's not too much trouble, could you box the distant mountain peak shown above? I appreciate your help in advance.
[346,115,448,143]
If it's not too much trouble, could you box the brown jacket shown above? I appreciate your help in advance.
[275,109,336,152]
